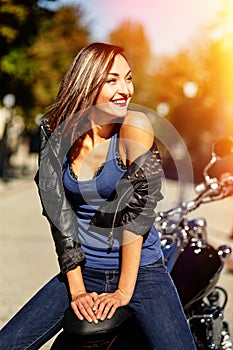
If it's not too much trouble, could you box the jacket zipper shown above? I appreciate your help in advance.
[108,184,133,247]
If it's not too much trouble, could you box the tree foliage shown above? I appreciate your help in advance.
[0,0,90,127]
[1,0,232,161]
[109,20,152,105]
[108,7,233,181]
[28,6,90,119]
[0,0,53,117]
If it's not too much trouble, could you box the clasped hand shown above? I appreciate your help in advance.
[71,289,131,324]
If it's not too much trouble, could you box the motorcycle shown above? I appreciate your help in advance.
[51,137,233,350]
[156,136,233,350]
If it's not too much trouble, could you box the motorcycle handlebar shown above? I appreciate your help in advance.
[156,136,233,226]
[156,175,233,223]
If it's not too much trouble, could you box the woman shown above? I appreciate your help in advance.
[0,42,196,349]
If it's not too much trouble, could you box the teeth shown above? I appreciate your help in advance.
[113,100,126,104]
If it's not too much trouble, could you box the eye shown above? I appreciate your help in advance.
[126,75,133,83]
[106,78,117,84]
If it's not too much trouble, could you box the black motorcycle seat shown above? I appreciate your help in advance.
[62,306,134,337]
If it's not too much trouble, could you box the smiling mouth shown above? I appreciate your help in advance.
[112,99,128,107]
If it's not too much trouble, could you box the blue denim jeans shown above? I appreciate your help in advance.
[0,260,196,350]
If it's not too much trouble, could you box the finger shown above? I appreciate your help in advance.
[96,298,108,315]
[71,301,84,321]
[106,303,119,319]
[90,292,99,311]
[77,302,97,323]
[96,298,114,320]
[72,295,98,323]
[98,302,113,320]
[92,294,106,312]
[84,301,99,322]
[102,299,121,320]
[90,292,99,301]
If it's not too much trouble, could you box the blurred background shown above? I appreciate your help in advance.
[0,1,233,348]
[0,0,233,182]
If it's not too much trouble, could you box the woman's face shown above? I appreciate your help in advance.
[96,54,134,118]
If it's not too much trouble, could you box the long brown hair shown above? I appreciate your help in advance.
[43,42,127,137]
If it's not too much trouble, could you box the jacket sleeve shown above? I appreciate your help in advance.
[34,126,85,273]
[121,170,163,235]
[91,141,164,236]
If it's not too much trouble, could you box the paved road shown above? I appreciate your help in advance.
[0,176,233,349]
[0,177,59,349]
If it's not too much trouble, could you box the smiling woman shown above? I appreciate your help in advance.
[0,42,197,350]
[95,54,134,117]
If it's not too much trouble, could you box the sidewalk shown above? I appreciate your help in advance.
[0,176,59,349]
[0,176,233,349]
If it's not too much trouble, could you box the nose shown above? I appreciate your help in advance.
[117,79,130,96]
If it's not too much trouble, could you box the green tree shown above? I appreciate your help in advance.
[142,0,233,182]
[0,0,48,55]
[0,0,54,114]
[0,0,56,123]
[0,1,90,127]
[109,20,152,105]
[197,1,233,137]
[28,5,90,121]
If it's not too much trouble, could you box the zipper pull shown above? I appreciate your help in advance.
[108,232,114,247]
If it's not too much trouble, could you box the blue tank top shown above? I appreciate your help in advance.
[63,133,162,269]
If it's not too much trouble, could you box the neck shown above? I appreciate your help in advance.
[90,121,118,141]
[89,107,123,139]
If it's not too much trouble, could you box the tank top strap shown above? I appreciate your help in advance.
[106,132,117,162]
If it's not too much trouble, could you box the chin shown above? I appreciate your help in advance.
[96,103,128,119]
[111,106,128,118]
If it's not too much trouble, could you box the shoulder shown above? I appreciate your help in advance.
[120,111,155,163]
[124,110,153,132]
[121,110,154,146]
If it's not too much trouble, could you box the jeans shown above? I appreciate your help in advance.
[0,260,196,350]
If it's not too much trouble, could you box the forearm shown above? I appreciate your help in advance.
[90,230,143,321]
[118,230,143,297]
[66,265,86,298]
[67,265,99,323]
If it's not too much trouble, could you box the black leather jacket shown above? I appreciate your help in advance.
[35,122,163,274]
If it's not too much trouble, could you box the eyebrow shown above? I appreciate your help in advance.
[108,69,132,77]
